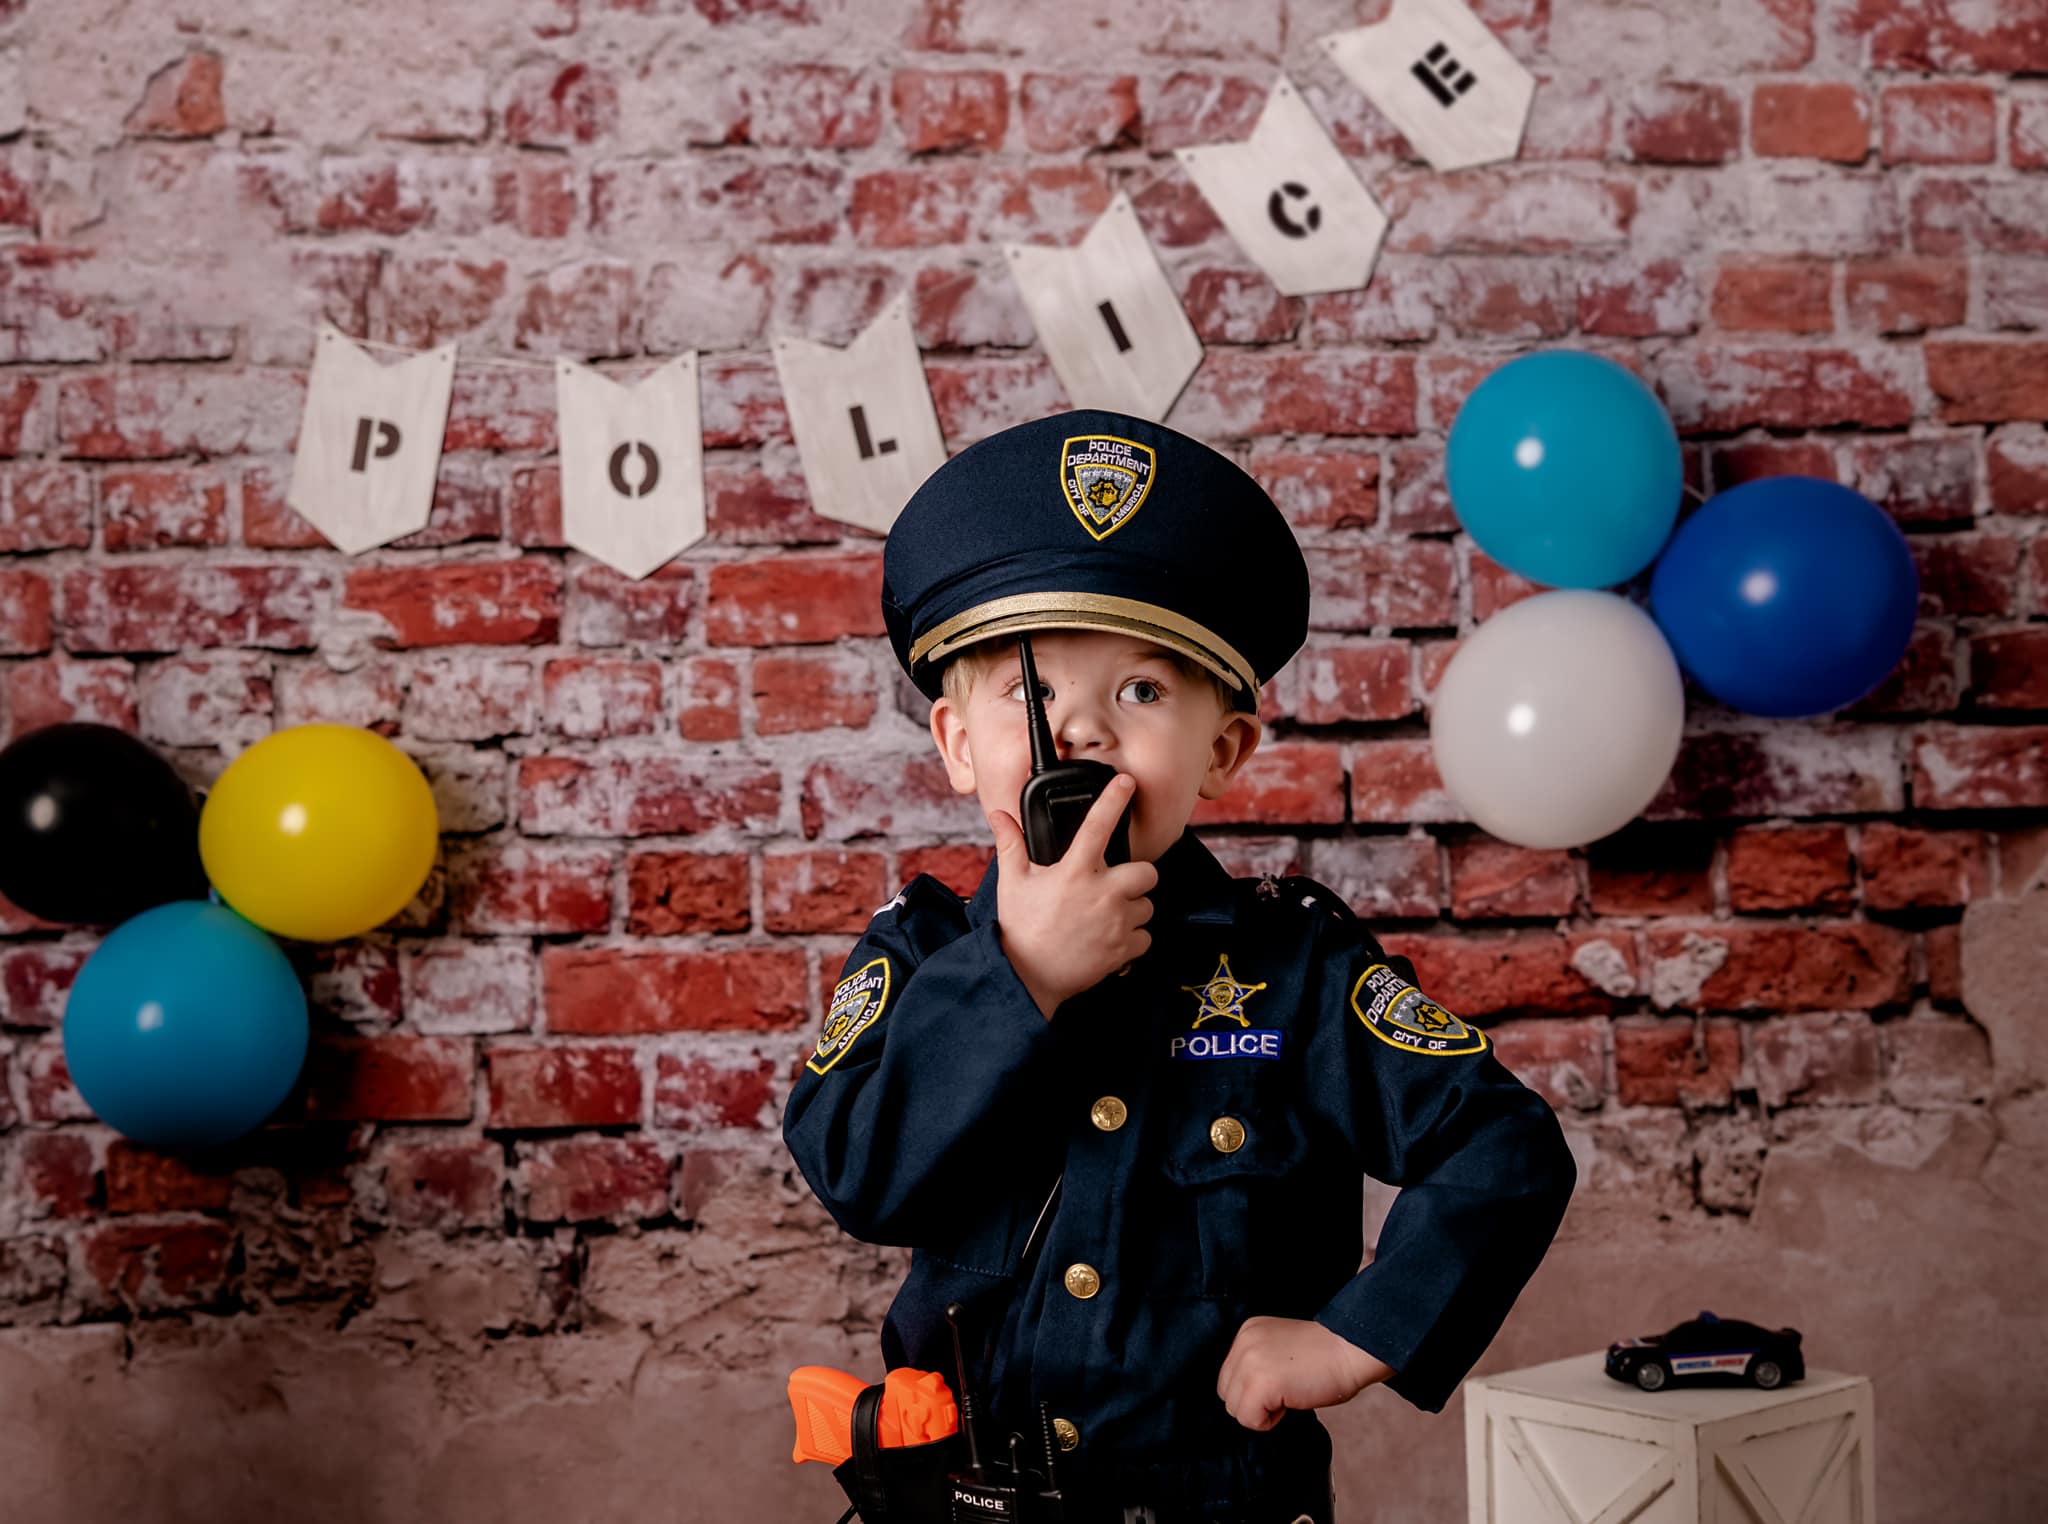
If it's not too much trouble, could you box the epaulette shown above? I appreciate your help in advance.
[1249,871,1359,929]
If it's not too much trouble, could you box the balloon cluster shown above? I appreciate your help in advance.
[0,724,438,1150]
[1434,350,1918,850]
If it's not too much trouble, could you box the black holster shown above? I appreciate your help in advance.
[830,1381,970,1523]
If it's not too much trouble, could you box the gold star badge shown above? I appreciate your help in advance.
[1182,954,1268,1029]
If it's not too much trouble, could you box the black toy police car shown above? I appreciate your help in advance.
[1605,1311,1805,1392]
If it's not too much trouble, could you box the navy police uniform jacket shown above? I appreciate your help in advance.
[782,829,1577,1509]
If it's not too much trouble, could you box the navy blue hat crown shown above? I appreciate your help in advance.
[882,410,1309,713]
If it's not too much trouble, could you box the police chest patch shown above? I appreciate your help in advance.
[1349,963,1486,1056]
[1061,434,1156,542]
[807,956,891,1075]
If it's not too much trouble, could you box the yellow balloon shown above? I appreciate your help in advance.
[200,725,439,942]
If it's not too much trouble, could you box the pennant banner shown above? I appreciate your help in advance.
[1178,75,1390,297]
[556,352,706,580]
[1323,0,1535,172]
[1006,193,1203,424]
[773,297,947,536]
[286,325,456,555]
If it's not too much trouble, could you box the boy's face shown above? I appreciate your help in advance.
[929,630,1262,865]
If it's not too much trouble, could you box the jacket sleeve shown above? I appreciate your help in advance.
[1298,909,1577,1414]
[781,875,1062,1247]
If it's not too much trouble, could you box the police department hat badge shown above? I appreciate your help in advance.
[1350,962,1487,1056]
[1061,433,1156,541]
[807,956,891,1075]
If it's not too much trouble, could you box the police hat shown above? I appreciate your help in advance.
[882,410,1308,713]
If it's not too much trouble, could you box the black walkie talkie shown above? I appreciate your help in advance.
[1016,632,1132,868]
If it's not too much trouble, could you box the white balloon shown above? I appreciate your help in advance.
[1430,590,1685,849]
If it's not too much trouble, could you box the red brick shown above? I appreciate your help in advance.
[898,844,993,900]
[691,159,842,245]
[625,850,750,936]
[706,458,840,545]
[1844,256,1966,334]
[136,652,274,747]
[1882,83,1996,165]
[450,841,613,935]
[753,649,878,735]
[1176,352,1417,438]
[763,850,889,934]
[1847,433,1977,524]
[911,263,1036,350]
[1188,740,1345,827]
[1382,171,1636,256]
[2016,98,2048,171]
[1576,256,1699,338]
[18,1131,96,1219]
[1350,739,1463,824]
[1311,541,1456,631]
[1925,923,1962,1002]
[1751,81,1869,162]
[706,553,884,647]
[1984,257,2048,329]
[1928,340,2048,423]
[677,654,743,742]
[1883,1018,1992,1106]
[1658,347,1913,431]
[494,158,577,239]
[515,260,635,356]
[1970,628,2048,710]
[401,943,535,1035]
[378,1138,504,1229]
[1179,267,1302,345]
[541,656,662,738]
[1913,725,2048,809]
[892,69,1007,152]
[1961,391,2048,509]
[1247,449,1379,538]
[542,946,808,1033]
[1442,259,1573,339]
[925,356,1066,446]
[1387,447,1458,534]
[1845,623,1959,716]
[738,65,882,150]
[1490,1017,1605,1111]
[1625,82,1741,165]
[0,945,88,1028]
[1523,72,1610,160]
[299,1036,474,1122]
[58,564,328,653]
[504,62,619,146]
[1711,258,1832,334]
[1264,639,1411,726]
[521,1137,669,1222]
[97,467,227,551]
[402,654,535,741]
[653,1049,780,1132]
[1911,177,2048,255]
[1860,822,1990,910]
[519,755,781,837]
[1587,824,1716,917]
[1726,825,1854,913]
[1615,1019,1742,1106]
[568,561,693,646]
[377,255,508,350]
[1303,260,1441,346]
[77,1221,234,1310]
[1751,1012,1882,1106]
[486,1043,642,1129]
[344,559,561,649]
[850,164,1110,249]
[1708,438,1837,490]
[1143,72,1265,153]
[1913,531,2021,617]
[104,1143,235,1214]
[2035,539,2048,614]
[0,464,91,552]
[801,753,978,842]
[0,566,50,653]
[1302,836,1439,921]
[1019,73,1138,153]
[127,49,226,138]
[1388,931,1637,1019]
[1859,0,2048,73]
[1448,841,1578,919]
[1645,923,1913,1012]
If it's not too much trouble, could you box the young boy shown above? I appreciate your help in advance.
[783,410,1576,1524]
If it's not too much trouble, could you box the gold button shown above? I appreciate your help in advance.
[1210,1116,1246,1154]
[1090,1096,1128,1132]
[1051,1417,1080,1451]
[1064,1262,1101,1299]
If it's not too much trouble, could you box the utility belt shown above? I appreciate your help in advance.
[826,1384,1335,1524]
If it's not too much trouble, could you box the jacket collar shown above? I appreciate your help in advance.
[966,827,1237,928]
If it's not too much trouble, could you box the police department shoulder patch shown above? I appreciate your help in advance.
[1349,963,1486,1057]
[1060,434,1156,542]
[807,956,892,1076]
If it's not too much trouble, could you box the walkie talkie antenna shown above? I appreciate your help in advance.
[945,1302,988,1480]
[1018,631,1057,777]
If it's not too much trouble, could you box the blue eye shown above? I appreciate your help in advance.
[1120,678,1163,704]
[1009,680,1052,703]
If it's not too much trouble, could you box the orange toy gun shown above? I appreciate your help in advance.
[788,1365,960,1466]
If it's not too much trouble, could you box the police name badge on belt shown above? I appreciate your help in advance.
[1350,963,1486,1056]
[1170,954,1283,1062]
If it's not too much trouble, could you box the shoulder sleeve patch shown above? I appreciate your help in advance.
[1349,961,1487,1057]
[807,956,892,1075]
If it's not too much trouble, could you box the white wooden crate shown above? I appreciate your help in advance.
[1464,1353,1874,1524]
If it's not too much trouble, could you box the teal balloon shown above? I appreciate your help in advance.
[1447,350,1683,588]
[62,901,308,1150]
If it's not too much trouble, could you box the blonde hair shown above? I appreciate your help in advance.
[940,634,1238,714]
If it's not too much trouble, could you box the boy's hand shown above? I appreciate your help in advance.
[987,774,1157,1020]
[1216,1316,1395,1431]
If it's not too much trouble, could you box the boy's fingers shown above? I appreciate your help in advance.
[987,809,1027,869]
[1062,773,1134,866]
[1107,859,1160,896]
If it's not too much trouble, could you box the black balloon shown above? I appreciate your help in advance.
[0,723,209,925]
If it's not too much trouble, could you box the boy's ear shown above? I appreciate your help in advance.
[1198,709,1262,800]
[929,695,978,795]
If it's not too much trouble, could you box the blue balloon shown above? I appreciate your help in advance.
[62,901,308,1150]
[1447,350,1683,588]
[1649,476,1919,718]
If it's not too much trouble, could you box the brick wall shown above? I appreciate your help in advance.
[0,1,2044,1519]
